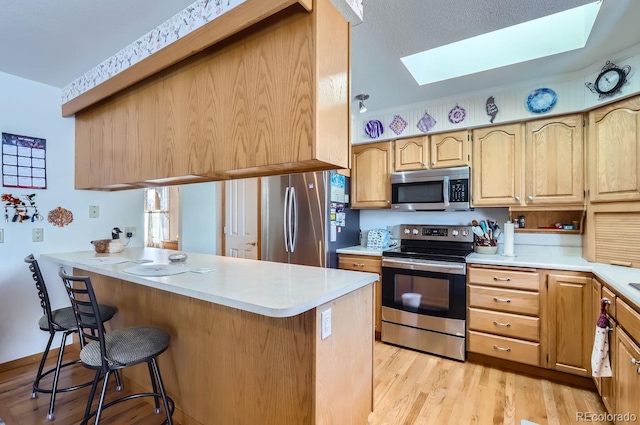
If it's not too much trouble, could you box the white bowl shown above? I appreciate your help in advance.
[475,245,498,255]
[401,293,422,308]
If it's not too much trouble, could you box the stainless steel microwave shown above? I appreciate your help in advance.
[391,166,471,211]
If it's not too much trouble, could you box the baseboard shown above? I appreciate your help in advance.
[0,344,81,374]
[467,352,597,390]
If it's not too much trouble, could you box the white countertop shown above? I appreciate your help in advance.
[336,245,386,256]
[41,248,378,318]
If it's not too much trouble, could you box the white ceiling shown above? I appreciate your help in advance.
[1,0,639,113]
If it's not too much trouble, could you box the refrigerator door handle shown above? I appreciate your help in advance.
[283,186,290,252]
[290,186,298,252]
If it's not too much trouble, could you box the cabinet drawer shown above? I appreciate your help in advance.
[468,285,539,316]
[468,267,539,291]
[617,298,640,346]
[468,308,540,342]
[338,255,381,273]
[602,286,616,318]
[468,330,540,366]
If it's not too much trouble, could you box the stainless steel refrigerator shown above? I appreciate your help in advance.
[261,171,360,268]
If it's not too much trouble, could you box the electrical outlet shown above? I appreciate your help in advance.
[0,228,4,243]
[89,205,99,218]
[124,227,136,237]
[321,308,332,340]
[32,228,44,242]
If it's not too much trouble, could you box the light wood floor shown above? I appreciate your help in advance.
[0,342,611,425]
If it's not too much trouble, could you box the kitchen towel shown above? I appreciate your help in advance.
[502,221,515,256]
[591,298,612,378]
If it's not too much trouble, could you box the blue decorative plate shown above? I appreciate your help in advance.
[526,88,557,114]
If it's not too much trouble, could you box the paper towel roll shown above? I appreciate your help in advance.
[503,222,515,256]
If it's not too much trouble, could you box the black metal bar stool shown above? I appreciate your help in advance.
[58,268,174,425]
[24,254,122,421]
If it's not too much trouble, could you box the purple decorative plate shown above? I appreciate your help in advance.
[448,105,466,124]
[365,120,384,139]
[389,115,408,135]
[417,111,436,133]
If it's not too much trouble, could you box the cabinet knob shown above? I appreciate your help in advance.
[386,200,391,204]
[514,196,520,201]
[421,162,427,167]
[632,358,640,365]
[493,345,511,352]
[431,161,435,166]
[528,196,534,201]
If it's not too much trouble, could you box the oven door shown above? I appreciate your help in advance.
[381,258,466,320]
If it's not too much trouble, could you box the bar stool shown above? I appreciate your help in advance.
[24,254,121,421]
[58,268,174,425]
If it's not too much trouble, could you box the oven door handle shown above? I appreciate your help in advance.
[382,258,466,274]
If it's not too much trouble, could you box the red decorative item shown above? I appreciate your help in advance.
[48,207,73,227]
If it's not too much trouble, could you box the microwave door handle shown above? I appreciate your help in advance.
[290,187,297,252]
[443,176,450,209]
[283,187,290,252]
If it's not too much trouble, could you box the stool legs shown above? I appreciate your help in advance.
[31,332,55,399]
[32,330,73,421]
[151,358,173,425]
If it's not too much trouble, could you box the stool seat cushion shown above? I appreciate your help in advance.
[80,326,170,369]
[38,305,117,332]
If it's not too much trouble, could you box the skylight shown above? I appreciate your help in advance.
[401,1,602,86]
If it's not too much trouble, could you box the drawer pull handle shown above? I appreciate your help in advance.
[632,358,640,366]
[493,321,511,327]
[493,297,512,303]
[493,277,511,281]
[353,263,365,267]
[493,345,511,352]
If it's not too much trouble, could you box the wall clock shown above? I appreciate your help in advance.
[585,61,631,100]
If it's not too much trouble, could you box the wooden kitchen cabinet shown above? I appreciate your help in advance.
[430,130,470,169]
[467,265,542,367]
[588,95,640,203]
[525,114,584,205]
[547,272,592,377]
[394,136,429,171]
[338,254,382,339]
[74,0,350,189]
[351,142,393,209]
[592,278,616,414]
[614,328,640,422]
[471,123,524,207]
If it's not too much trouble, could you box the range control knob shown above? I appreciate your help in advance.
[412,228,419,235]
[452,229,459,236]
[462,230,469,236]
[404,228,410,235]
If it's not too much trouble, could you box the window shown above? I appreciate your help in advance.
[144,186,182,248]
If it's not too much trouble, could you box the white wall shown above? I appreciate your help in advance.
[180,181,222,255]
[0,72,144,364]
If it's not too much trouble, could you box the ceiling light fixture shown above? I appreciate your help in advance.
[355,94,369,113]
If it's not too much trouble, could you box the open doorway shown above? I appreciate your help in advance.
[143,186,180,250]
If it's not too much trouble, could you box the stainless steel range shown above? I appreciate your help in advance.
[381,224,473,361]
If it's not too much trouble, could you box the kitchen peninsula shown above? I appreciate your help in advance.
[42,248,376,425]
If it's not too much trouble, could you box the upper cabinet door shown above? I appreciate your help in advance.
[471,124,524,207]
[394,136,429,171]
[351,142,393,209]
[588,96,640,202]
[430,130,470,169]
[525,114,584,205]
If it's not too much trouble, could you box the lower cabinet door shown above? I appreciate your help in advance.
[615,328,640,422]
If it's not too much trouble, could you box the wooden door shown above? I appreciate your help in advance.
[588,96,640,202]
[351,142,393,209]
[471,124,524,207]
[430,130,470,169]
[548,273,592,376]
[525,114,584,205]
[394,136,428,171]
[224,178,259,259]
[614,328,640,422]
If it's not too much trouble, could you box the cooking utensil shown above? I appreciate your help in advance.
[472,226,485,238]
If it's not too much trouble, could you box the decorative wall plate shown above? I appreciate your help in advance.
[389,115,408,135]
[365,120,384,139]
[417,111,436,133]
[526,88,557,113]
[48,207,73,227]
[448,105,466,124]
